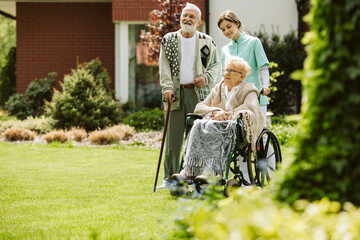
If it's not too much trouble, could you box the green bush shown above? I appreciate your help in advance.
[272,115,301,126]
[46,60,122,131]
[254,30,305,115]
[277,0,360,205]
[168,189,360,239]
[4,72,57,120]
[270,123,298,147]
[4,94,28,120]
[83,58,112,95]
[120,100,136,118]
[123,108,164,131]
[0,110,15,121]
[0,116,53,134]
[0,15,15,70]
[0,47,16,106]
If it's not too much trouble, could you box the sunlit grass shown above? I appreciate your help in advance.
[0,141,295,239]
[0,143,187,239]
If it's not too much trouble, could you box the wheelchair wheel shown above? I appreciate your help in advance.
[250,129,282,187]
[169,181,187,197]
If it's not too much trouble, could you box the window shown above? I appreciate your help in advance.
[128,24,162,110]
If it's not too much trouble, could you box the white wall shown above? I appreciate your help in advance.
[209,0,298,51]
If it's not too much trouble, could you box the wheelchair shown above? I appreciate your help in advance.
[171,112,282,196]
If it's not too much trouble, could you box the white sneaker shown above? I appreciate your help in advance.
[156,179,172,189]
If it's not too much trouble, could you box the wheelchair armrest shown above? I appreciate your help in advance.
[186,113,203,120]
[236,113,243,125]
[236,113,246,144]
[185,114,202,137]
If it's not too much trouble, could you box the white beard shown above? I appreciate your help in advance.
[180,22,197,33]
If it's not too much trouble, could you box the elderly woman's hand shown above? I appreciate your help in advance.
[211,110,230,121]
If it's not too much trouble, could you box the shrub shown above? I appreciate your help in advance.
[4,94,30,120]
[0,15,15,69]
[4,72,57,120]
[270,123,298,147]
[123,108,164,131]
[168,189,360,239]
[83,58,112,95]
[109,124,135,139]
[253,30,305,115]
[0,110,15,121]
[46,59,122,131]
[1,127,36,141]
[120,100,136,118]
[67,128,87,142]
[277,0,360,205]
[20,116,54,134]
[269,114,300,147]
[0,116,53,134]
[0,47,16,106]
[271,114,301,126]
[88,130,123,145]
[88,124,134,145]
[43,130,68,143]
[271,115,287,125]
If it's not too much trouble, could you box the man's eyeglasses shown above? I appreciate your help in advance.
[223,68,242,74]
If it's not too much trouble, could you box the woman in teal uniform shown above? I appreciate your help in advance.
[218,10,270,126]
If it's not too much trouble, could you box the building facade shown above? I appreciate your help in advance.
[0,0,298,110]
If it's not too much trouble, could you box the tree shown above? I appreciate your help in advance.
[277,0,360,205]
[0,47,16,106]
[139,0,190,63]
[255,31,305,115]
[0,15,16,70]
[45,59,122,131]
[0,15,16,106]
[5,72,57,120]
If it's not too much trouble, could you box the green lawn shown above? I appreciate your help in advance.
[0,142,189,239]
[0,142,294,239]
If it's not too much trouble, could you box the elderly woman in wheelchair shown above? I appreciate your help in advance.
[170,56,274,187]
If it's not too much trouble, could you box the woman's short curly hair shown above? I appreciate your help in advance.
[225,56,251,77]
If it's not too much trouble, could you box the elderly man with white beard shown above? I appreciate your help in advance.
[157,3,221,189]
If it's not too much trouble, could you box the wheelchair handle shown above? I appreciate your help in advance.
[258,89,264,102]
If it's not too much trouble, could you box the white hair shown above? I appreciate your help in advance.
[182,3,201,20]
[225,56,251,76]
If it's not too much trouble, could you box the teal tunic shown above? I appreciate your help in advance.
[221,33,269,105]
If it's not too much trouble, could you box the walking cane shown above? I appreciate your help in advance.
[153,98,172,192]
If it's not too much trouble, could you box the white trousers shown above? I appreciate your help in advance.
[260,105,267,127]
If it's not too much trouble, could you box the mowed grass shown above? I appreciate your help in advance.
[0,141,295,240]
[0,142,186,240]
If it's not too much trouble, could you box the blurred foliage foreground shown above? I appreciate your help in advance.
[168,189,360,240]
[166,0,360,238]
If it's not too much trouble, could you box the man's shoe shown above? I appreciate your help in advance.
[170,170,188,181]
[156,179,172,189]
